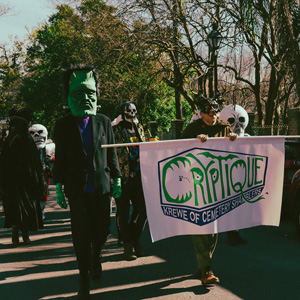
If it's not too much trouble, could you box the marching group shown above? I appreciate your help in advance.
[0,65,250,299]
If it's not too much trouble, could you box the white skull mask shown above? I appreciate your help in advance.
[124,103,137,122]
[219,104,249,136]
[29,124,48,149]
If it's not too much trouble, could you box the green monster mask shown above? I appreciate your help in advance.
[68,70,98,117]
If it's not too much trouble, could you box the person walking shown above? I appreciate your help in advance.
[182,97,237,284]
[112,101,147,261]
[0,108,45,246]
[54,65,122,299]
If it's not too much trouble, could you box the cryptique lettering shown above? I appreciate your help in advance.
[161,150,266,207]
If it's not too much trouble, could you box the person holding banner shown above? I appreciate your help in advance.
[54,65,122,299]
[182,97,237,285]
[112,101,147,261]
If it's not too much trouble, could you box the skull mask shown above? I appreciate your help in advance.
[219,104,249,136]
[29,124,48,149]
[124,103,137,123]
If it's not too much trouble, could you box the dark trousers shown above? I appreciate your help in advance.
[68,192,110,273]
[116,173,147,243]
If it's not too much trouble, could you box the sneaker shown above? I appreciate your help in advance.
[200,267,220,284]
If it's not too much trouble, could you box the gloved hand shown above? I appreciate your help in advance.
[112,177,122,199]
[228,132,238,141]
[56,183,68,209]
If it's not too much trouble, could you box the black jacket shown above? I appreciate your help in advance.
[182,118,232,139]
[0,116,44,229]
[54,114,121,198]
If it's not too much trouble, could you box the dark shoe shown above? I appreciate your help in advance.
[236,232,247,244]
[77,290,90,300]
[90,255,102,280]
[133,240,144,257]
[77,273,90,300]
[227,231,239,246]
[227,231,246,246]
[22,230,31,245]
[12,226,19,247]
[200,267,220,284]
[124,242,137,261]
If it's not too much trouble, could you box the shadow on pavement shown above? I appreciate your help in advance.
[1,186,300,300]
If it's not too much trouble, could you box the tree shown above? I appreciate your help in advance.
[216,0,300,126]
[117,0,216,112]
[117,0,300,127]
[0,3,11,18]
[0,42,24,119]
[18,0,174,134]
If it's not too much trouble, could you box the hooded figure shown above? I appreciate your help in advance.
[0,108,45,246]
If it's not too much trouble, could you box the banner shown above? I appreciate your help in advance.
[139,137,285,242]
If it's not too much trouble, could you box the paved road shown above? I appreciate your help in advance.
[1,185,300,300]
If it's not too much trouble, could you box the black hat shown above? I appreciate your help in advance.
[9,108,34,124]
[200,98,220,114]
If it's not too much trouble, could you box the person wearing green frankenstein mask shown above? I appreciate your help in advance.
[54,65,122,299]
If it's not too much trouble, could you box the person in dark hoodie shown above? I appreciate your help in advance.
[0,108,45,247]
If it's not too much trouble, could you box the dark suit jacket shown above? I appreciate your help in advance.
[53,114,121,198]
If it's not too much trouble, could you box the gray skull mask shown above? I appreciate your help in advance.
[219,104,249,136]
[29,124,48,149]
[124,103,137,122]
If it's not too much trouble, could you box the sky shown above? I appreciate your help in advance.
[0,0,57,47]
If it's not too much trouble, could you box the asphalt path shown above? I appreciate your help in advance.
[1,185,300,300]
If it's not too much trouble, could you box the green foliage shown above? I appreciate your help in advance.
[15,0,177,135]
[0,42,24,119]
[0,0,202,136]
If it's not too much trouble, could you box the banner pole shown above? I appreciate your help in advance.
[101,135,300,148]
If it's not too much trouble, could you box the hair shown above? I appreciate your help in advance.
[61,64,99,102]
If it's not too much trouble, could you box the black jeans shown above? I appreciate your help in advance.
[116,172,147,243]
[68,192,110,273]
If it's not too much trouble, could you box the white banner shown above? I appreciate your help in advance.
[140,137,285,242]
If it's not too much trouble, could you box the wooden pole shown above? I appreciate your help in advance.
[101,135,300,148]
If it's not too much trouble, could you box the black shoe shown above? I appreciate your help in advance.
[77,290,90,300]
[236,232,247,244]
[133,240,144,257]
[22,230,31,245]
[227,231,239,246]
[12,226,19,247]
[78,274,90,299]
[123,242,137,261]
[90,255,102,280]
[227,231,246,246]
